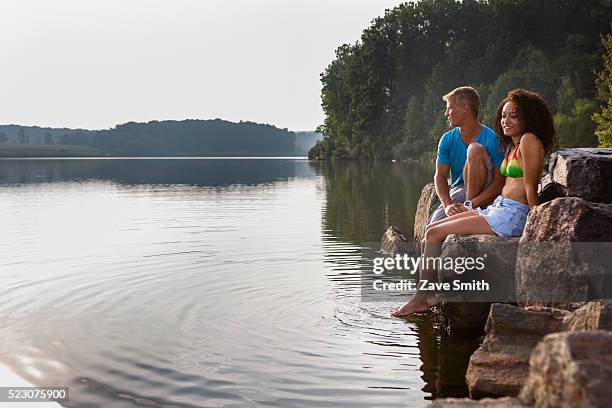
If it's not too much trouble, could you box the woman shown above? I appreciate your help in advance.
[392,89,555,317]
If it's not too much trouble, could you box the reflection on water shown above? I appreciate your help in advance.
[314,160,433,242]
[312,160,478,400]
[0,158,315,186]
[0,158,476,407]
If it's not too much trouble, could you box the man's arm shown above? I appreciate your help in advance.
[434,163,465,215]
[470,168,504,208]
[434,131,465,215]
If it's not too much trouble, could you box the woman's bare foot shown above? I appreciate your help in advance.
[391,296,430,317]
[426,294,439,307]
[391,293,440,317]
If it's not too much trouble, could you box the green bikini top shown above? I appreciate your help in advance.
[500,144,523,178]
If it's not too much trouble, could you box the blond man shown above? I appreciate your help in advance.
[429,86,505,223]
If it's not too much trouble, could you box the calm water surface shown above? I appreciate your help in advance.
[0,158,478,407]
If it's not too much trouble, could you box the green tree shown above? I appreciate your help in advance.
[483,47,560,122]
[309,0,612,160]
[393,96,429,158]
[555,98,599,148]
[556,76,577,115]
[593,32,612,147]
[0,132,8,143]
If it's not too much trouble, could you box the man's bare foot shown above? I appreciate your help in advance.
[391,297,430,317]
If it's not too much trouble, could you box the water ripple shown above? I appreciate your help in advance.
[0,159,467,407]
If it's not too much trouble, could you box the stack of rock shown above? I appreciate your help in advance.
[428,301,612,407]
[430,149,612,408]
[381,148,612,407]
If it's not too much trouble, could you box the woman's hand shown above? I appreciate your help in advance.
[444,202,467,216]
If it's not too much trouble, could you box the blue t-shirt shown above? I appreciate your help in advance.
[436,126,504,188]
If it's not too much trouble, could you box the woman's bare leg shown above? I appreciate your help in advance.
[420,212,481,302]
[391,215,494,317]
[425,210,479,231]
[424,214,494,241]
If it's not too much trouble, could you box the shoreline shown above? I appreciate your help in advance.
[0,156,310,160]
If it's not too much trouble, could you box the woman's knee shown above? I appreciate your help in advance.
[424,226,443,242]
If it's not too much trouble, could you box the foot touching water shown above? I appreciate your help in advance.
[391,295,439,317]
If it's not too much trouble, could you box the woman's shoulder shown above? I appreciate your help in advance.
[520,132,544,150]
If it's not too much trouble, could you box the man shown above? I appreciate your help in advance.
[429,86,505,224]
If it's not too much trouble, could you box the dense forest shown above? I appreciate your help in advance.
[0,120,319,157]
[92,120,295,156]
[309,0,612,160]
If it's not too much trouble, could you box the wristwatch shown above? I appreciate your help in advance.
[463,200,473,211]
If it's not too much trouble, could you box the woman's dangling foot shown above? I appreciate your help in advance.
[426,294,439,307]
[391,295,430,317]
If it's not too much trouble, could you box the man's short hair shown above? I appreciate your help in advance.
[442,86,480,117]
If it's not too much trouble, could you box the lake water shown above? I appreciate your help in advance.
[0,158,479,407]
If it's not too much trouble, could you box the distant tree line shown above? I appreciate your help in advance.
[0,125,96,146]
[0,120,319,156]
[309,0,612,160]
[92,120,295,156]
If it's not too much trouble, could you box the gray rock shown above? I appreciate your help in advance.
[380,225,410,255]
[413,183,440,242]
[438,235,520,332]
[466,302,612,400]
[537,173,562,204]
[426,397,529,407]
[515,197,612,308]
[562,300,612,332]
[549,148,612,203]
[519,330,612,408]
[466,304,568,398]
[520,197,612,242]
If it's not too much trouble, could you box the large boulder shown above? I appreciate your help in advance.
[515,197,612,308]
[466,302,612,399]
[519,330,612,408]
[438,235,520,332]
[519,197,612,242]
[466,304,568,398]
[426,397,529,408]
[549,148,612,203]
[414,183,440,242]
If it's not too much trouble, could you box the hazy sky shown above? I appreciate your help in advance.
[0,0,403,131]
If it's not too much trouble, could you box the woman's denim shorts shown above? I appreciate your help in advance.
[476,196,529,237]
